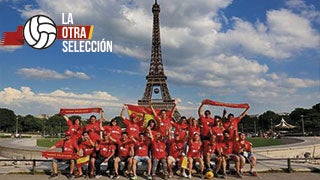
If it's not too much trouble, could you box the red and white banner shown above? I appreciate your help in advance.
[202,99,249,109]
[59,107,102,115]
[42,151,77,159]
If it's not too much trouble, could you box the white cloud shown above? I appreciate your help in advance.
[0,86,121,116]
[285,0,320,24]
[108,69,141,76]
[6,0,319,115]
[64,70,90,80]
[17,67,90,80]
[0,46,23,52]
[216,9,320,59]
[167,54,269,89]
[16,0,319,61]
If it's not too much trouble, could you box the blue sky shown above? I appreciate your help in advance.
[0,0,319,119]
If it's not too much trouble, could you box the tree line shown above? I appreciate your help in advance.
[0,103,319,136]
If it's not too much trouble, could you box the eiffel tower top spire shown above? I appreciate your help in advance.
[148,0,164,78]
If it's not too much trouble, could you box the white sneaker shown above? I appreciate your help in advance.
[188,174,192,179]
[95,175,102,179]
[181,172,188,178]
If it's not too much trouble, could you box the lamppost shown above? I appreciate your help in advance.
[15,117,19,137]
[270,118,273,132]
[240,123,244,133]
[254,121,257,135]
[301,115,305,136]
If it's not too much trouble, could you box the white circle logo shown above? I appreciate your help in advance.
[23,15,57,49]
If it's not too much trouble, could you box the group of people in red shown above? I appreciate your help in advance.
[48,100,258,179]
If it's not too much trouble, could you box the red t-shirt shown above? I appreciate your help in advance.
[200,115,214,137]
[86,121,101,142]
[155,117,172,137]
[79,140,94,156]
[124,119,140,140]
[55,139,78,153]
[221,139,234,155]
[98,141,116,158]
[222,117,241,139]
[187,140,202,158]
[151,139,167,159]
[104,125,122,142]
[233,140,252,154]
[168,139,185,159]
[204,141,220,155]
[188,125,200,139]
[211,126,224,142]
[67,121,84,141]
[144,128,157,140]
[117,140,134,157]
[172,122,188,139]
[134,140,150,156]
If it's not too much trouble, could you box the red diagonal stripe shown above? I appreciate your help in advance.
[0,26,24,46]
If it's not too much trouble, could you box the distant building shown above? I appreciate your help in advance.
[37,114,49,119]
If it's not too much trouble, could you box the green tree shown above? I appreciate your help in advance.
[0,108,16,132]
[258,111,279,131]
[239,115,255,133]
[45,114,68,136]
[19,115,42,133]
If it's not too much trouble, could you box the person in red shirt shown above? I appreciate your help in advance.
[102,118,122,144]
[187,132,204,179]
[222,106,250,140]
[76,131,95,178]
[93,132,116,178]
[121,105,143,140]
[144,119,157,140]
[114,132,134,179]
[204,134,224,178]
[167,131,188,178]
[151,103,176,137]
[188,117,201,139]
[171,116,189,140]
[131,132,152,180]
[48,131,80,179]
[62,115,84,142]
[220,130,241,178]
[85,112,105,142]
[198,102,215,140]
[234,132,258,176]
[148,129,168,179]
[211,116,225,142]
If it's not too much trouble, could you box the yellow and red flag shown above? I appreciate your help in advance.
[125,104,155,128]
[125,104,174,128]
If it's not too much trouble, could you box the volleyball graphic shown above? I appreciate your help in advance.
[23,15,57,49]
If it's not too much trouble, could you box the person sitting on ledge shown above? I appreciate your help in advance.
[48,130,80,179]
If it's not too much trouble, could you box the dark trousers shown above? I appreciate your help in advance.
[95,155,114,176]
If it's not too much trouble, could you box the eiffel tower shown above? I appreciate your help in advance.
[138,0,176,111]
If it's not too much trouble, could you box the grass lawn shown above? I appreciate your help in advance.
[37,138,61,148]
[247,137,284,147]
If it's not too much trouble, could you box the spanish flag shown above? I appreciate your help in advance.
[125,104,155,128]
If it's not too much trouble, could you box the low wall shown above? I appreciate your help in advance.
[255,142,320,158]
[0,139,45,159]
